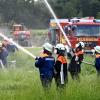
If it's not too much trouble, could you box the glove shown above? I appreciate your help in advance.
[75,56,79,61]
[35,57,39,60]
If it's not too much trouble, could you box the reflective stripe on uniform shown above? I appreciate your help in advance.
[45,58,54,61]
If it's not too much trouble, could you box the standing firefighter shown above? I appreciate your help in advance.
[68,42,85,80]
[0,41,8,67]
[35,43,55,89]
[54,43,68,88]
[94,46,100,76]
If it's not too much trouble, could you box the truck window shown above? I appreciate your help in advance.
[76,25,100,36]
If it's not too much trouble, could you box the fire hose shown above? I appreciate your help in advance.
[82,60,95,66]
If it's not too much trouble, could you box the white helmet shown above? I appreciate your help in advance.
[55,43,66,51]
[94,46,100,53]
[80,42,85,48]
[76,42,85,48]
[43,43,53,53]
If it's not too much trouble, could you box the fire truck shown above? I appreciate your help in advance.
[48,17,100,51]
[13,24,31,46]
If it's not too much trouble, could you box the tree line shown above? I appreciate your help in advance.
[0,0,100,28]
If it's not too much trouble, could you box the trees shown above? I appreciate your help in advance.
[0,0,100,28]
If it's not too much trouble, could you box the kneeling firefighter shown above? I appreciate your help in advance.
[68,42,85,80]
[54,43,68,88]
[35,43,55,88]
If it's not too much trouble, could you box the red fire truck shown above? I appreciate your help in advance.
[12,24,31,46]
[48,17,100,51]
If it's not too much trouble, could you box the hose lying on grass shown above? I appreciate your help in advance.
[82,60,95,66]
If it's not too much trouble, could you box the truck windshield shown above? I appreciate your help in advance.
[76,25,100,36]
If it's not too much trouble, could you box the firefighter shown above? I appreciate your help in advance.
[54,43,68,88]
[2,38,18,53]
[64,25,71,35]
[68,42,85,80]
[94,46,100,76]
[0,41,8,67]
[35,43,55,89]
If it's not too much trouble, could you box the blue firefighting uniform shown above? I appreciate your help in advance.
[95,54,100,76]
[0,48,8,66]
[6,44,18,53]
[35,53,55,88]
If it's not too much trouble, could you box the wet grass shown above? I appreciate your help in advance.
[0,47,100,100]
[31,29,48,35]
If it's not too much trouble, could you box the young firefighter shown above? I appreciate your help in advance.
[54,43,68,88]
[68,42,85,80]
[94,46,100,76]
[35,43,55,88]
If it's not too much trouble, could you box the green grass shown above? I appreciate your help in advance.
[0,47,100,100]
[31,29,48,35]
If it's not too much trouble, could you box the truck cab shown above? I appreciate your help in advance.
[12,24,31,46]
[48,17,100,52]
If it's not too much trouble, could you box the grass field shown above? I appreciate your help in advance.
[0,47,100,100]
[31,29,48,35]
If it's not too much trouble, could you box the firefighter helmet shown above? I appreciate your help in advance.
[76,42,85,48]
[94,46,100,53]
[55,43,66,51]
[43,43,53,53]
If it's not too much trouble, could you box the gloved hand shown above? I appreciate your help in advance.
[35,57,39,60]
[75,56,79,61]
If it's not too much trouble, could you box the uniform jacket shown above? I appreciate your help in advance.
[68,50,84,73]
[95,54,100,70]
[35,53,55,78]
[54,55,68,77]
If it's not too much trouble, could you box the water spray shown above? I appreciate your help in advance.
[43,0,71,47]
[43,0,95,66]
[0,33,36,59]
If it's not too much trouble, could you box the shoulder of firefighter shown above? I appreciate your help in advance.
[35,52,55,77]
[35,52,55,67]
[74,50,84,63]
[57,55,67,64]
[6,44,18,53]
